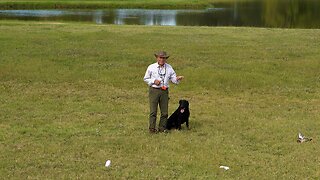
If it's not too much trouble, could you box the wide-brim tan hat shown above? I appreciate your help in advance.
[154,51,170,58]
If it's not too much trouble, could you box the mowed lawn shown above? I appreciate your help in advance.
[0,21,319,179]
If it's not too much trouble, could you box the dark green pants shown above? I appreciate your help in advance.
[149,87,169,130]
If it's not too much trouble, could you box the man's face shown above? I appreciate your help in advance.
[157,56,167,66]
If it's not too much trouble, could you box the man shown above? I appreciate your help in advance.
[143,51,184,134]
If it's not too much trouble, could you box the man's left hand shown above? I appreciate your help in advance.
[176,76,184,81]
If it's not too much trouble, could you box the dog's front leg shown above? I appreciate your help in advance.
[176,116,182,130]
[186,117,189,129]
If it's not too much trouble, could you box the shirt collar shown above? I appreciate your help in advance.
[157,63,166,68]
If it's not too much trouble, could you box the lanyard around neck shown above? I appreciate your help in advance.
[158,64,166,77]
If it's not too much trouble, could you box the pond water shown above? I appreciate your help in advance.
[0,0,319,28]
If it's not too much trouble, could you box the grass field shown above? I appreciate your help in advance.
[0,0,247,9]
[0,21,320,179]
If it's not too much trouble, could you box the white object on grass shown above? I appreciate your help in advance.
[219,165,230,170]
[105,160,111,167]
[298,132,304,140]
[297,132,312,143]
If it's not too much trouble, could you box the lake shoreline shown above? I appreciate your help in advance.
[0,1,215,10]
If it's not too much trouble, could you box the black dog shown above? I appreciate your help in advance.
[166,100,190,130]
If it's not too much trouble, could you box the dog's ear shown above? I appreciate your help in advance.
[179,100,182,105]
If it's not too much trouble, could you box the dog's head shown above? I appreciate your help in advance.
[179,100,189,113]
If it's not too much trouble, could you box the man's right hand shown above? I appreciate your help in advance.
[154,79,161,86]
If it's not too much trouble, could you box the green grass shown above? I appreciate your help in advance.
[0,0,249,10]
[0,20,320,179]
